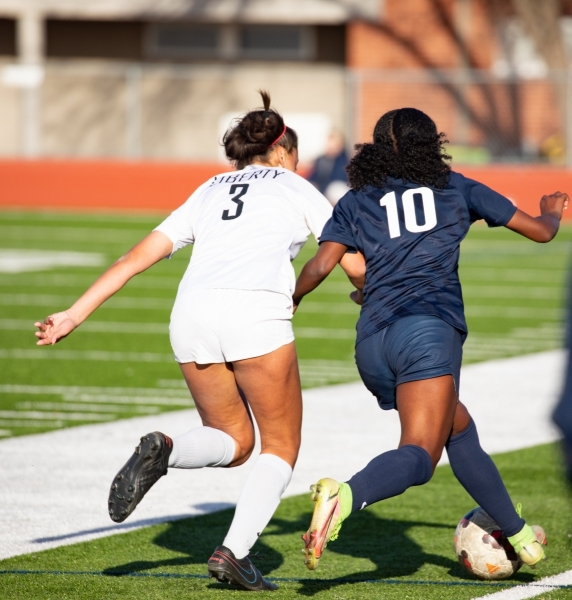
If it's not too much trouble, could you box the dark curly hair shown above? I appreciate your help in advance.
[346,108,451,190]
[223,91,298,169]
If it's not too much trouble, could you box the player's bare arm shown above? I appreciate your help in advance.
[34,230,173,345]
[339,252,366,306]
[339,251,366,289]
[293,241,348,309]
[505,191,569,243]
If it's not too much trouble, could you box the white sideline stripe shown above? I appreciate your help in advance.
[471,569,572,599]
[0,410,114,421]
[0,350,564,561]
[15,402,160,414]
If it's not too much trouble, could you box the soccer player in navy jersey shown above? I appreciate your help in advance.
[293,108,568,571]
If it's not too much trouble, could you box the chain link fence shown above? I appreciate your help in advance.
[352,68,568,166]
[0,60,569,166]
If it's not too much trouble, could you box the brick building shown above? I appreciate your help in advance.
[0,0,566,162]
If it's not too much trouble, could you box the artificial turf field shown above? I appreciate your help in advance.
[0,444,571,598]
[1,210,572,598]
[0,210,570,439]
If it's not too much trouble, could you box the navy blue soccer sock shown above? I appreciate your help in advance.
[346,444,433,512]
[445,418,524,537]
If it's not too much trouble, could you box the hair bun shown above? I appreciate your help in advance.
[222,91,297,169]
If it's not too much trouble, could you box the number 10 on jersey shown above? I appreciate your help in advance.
[379,187,437,238]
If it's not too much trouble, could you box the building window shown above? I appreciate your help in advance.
[146,23,315,61]
[0,19,16,56]
[240,25,314,59]
[146,24,219,58]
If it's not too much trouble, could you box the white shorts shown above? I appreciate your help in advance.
[169,289,295,364]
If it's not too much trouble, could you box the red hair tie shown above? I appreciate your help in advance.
[267,124,287,149]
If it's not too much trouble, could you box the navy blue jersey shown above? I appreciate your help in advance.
[320,171,517,344]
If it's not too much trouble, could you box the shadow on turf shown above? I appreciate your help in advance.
[102,505,535,593]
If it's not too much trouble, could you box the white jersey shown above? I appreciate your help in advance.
[155,164,333,299]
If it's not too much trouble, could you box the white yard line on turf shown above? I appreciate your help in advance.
[0,293,174,310]
[0,250,106,273]
[0,348,175,362]
[471,569,572,599]
[0,350,564,561]
[0,319,169,334]
[0,320,359,339]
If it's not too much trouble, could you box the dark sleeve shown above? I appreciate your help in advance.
[319,194,358,251]
[454,172,517,227]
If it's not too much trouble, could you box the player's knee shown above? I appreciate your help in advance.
[228,447,253,467]
[225,429,255,467]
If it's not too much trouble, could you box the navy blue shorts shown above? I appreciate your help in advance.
[355,315,463,411]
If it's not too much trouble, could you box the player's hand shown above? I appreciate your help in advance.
[540,191,569,220]
[350,289,364,306]
[34,311,78,345]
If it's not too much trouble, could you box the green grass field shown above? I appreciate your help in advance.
[1,210,571,439]
[1,210,572,599]
[1,444,571,599]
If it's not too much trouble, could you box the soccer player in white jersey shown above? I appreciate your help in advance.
[34,92,360,591]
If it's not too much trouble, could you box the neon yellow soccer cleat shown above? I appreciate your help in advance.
[301,478,352,570]
[507,504,547,568]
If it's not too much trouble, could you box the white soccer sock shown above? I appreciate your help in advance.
[222,453,293,559]
[168,427,236,469]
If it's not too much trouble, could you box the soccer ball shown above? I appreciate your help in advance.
[454,507,522,580]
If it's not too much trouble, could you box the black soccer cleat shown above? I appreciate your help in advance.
[208,545,278,592]
[108,431,172,523]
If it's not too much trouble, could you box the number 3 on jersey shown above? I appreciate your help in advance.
[222,184,249,220]
[379,187,437,238]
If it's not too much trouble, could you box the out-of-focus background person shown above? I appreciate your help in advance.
[553,272,572,487]
[307,130,350,205]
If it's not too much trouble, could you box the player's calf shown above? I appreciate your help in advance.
[108,431,172,523]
